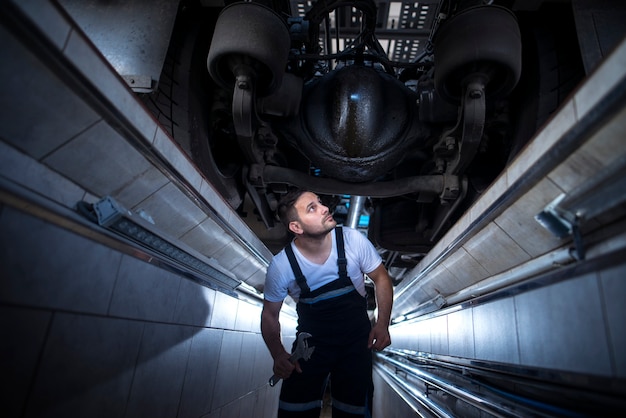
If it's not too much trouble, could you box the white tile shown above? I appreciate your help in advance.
[236,391,257,418]
[153,127,204,192]
[245,269,267,292]
[463,222,531,275]
[234,254,267,284]
[406,319,432,353]
[447,308,475,358]
[173,279,216,327]
[217,400,241,418]
[576,105,626,164]
[211,291,238,330]
[109,255,182,322]
[515,273,612,374]
[252,385,268,416]
[441,246,490,287]
[200,177,232,216]
[429,314,449,355]
[547,104,626,197]
[0,26,101,160]
[126,323,195,418]
[262,383,281,417]
[30,313,143,417]
[599,263,626,377]
[181,217,233,258]
[14,0,72,50]
[200,408,221,418]
[0,207,121,314]
[494,178,565,257]
[211,330,244,410]
[0,306,52,417]
[0,142,87,209]
[212,242,254,271]
[117,165,170,209]
[235,300,261,332]
[422,263,463,295]
[135,181,209,239]
[239,333,258,388]
[197,179,273,263]
[473,299,520,364]
[178,328,224,418]
[392,281,434,320]
[407,253,434,281]
[390,324,411,351]
[42,120,153,197]
[237,226,274,261]
[253,333,273,387]
[547,141,606,194]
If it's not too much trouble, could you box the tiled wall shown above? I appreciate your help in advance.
[0,203,297,418]
[0,0,272,294]
[0,2,302,416]
[385,32,626,387]
[389,257,626,379]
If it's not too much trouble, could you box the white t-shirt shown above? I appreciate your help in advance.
[264,227,382,303]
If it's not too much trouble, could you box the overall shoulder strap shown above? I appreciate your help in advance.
[335,226,348,281]
[285,243,310,294]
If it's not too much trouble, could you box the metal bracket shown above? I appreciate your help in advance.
[93,195,131,227]
[535,194,585,260]
[121,74,152,92]
[535,153,626,261]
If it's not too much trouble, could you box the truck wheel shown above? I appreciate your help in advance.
[139,3,245,210]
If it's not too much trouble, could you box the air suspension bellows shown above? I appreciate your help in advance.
[433,5,522,104]
[207,2,290,96]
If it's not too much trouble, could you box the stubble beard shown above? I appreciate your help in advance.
[302,218,336,240]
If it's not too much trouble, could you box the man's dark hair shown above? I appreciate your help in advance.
[277,188,308,228]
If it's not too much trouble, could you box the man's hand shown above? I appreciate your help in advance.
[273,351,302,380]
[262,299,306,380]
[368,322,391,351]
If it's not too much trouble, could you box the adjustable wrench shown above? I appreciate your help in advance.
[269,332,315,387]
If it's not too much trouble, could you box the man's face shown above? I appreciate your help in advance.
[291,192,337,237]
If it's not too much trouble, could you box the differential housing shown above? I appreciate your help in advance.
[296,65,423,182]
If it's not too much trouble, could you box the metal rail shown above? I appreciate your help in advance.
[374,349,594,417]
[373,363,453,418]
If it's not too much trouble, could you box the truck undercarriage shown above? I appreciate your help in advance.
[59,0,625,284]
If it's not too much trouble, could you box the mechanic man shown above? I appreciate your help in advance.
[261,188,394,417]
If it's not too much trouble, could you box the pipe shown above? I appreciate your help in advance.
[346,195,366,229]
[378,350,587,418]
[379,355,514,418]
[446,228,626,306]
[263,165,447,197]
[393,246,577,320]
[395,229,626,321]
[444,246,576,306]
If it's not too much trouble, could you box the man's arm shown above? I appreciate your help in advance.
[366,263,394,351]
[261,299,300,379]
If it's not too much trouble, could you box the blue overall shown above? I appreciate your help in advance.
[278,227,373,418]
